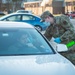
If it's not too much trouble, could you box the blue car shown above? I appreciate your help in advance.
[0,13,47,31]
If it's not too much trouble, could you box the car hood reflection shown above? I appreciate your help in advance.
[0,53,75,75]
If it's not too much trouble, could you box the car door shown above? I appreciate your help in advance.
[21,14,36,25]
[2,15,21,22]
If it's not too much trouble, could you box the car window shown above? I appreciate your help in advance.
[3,15,21,21]
[0,28,54,55]
[22,15,35,20]
[16,10,32,13]
[21,11,28,13]
[18,11,29,13]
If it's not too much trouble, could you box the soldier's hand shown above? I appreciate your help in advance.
[54,37,61,43]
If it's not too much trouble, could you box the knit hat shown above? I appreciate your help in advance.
[40,11,54,22]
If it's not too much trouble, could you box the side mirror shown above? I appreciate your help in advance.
[56,44,68,52]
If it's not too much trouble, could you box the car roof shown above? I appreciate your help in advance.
[0,13,40,20]
[0,21,34,28]
[9,13,35,16]
[16,10,32,12]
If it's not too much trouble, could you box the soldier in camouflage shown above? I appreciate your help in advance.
[40,11,75,65]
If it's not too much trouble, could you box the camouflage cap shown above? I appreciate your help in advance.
[40,11,54,22]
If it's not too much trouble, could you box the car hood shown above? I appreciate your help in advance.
[0,53,75,75]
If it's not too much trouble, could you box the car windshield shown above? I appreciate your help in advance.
[0,28,55,55]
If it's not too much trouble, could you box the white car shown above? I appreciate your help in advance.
[0,21,75,75]
[16,10,33,14]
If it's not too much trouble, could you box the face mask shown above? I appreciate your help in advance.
[44,22,50,26]
[43,22,50,26]
[47,22,51,26]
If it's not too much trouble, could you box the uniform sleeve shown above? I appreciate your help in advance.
[60,20,75,42]
[44,25,53,41]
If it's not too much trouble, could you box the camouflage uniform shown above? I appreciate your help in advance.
[40,11,75,65]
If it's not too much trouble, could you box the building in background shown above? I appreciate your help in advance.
[52,0,65,14]
[0,0,75,15]
[0,0,2,11]
[0,0,27,12]
[24,0,65,15]
[65,0,75,13]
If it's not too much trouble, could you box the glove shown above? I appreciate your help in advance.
[54,37,61,43]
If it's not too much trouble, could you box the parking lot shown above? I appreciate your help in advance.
[70,19,75,26]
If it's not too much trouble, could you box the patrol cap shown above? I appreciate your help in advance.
[40,11,54,22]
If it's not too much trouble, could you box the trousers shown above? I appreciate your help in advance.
[60,46,75,65]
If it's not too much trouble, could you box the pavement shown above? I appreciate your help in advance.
[70,19,75,26]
